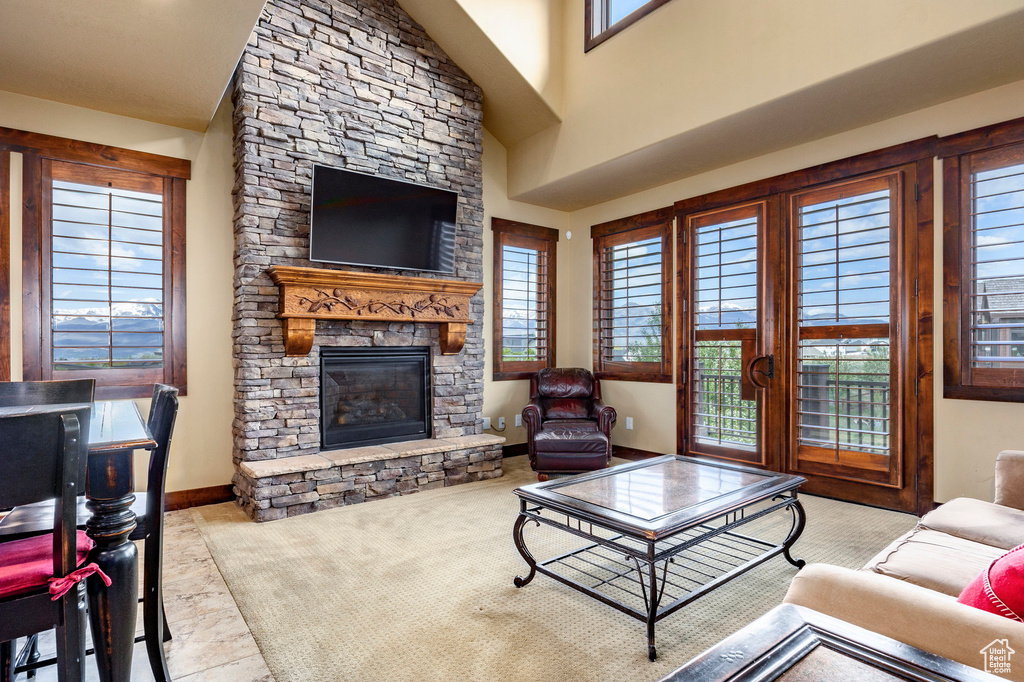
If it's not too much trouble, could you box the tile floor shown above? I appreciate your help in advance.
[13,510,274,681]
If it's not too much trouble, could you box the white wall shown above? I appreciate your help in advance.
[1,90,236,493]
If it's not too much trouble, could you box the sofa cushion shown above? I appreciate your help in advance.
[920,497,1024,550]
[958,544,1024,621]
[865,527,1004,597]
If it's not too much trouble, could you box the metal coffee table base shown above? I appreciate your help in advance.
[513,495,806,661]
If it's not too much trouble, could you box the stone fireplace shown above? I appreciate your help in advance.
[229,0,503,521]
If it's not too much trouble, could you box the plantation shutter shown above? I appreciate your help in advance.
[792,173,901,486]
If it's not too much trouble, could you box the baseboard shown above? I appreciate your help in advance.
[502,442,528,458]
[612,446,663,461]
[164,484,234,511]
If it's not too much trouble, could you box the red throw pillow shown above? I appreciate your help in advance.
[958,543,1024,621]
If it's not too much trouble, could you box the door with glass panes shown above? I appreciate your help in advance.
[678,165,920,508]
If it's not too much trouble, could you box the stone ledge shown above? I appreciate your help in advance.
[233,436,506,521]
[240,435,505,478]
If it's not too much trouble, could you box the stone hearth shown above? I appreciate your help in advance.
[233,435,504,519]
[230,0,492,521]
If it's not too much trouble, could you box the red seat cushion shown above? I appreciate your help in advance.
[958,543,1024,621]
[0,530,95,599]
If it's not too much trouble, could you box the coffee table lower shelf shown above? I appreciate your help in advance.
[512,495,806,661]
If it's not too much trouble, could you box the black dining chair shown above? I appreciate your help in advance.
[0,404,96,682]
[0,384,179,682]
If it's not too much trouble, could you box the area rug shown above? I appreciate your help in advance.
[190,456,918,681]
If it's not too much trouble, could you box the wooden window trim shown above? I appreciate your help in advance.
[592,207,673,383]
[585,0,675,52]
[673,136,938,218]
[0,153,9,381]
[491,218,558,381]
[3,128,190,400]
[941,117,1024,402]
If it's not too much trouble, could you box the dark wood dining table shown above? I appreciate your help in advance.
[0,400,155,682]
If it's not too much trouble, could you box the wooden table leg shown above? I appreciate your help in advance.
[85,449,138,682]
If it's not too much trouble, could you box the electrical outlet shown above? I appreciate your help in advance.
[497,416,505,429]
[482,417,491,430]
[625,417,634,430]
[514,414,522,427]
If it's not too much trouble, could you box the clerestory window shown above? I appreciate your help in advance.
[585,0,675,51]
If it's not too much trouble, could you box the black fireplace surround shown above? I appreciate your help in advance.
[320,347,432,450]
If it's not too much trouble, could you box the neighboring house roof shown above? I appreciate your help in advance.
[979,277,1024,323]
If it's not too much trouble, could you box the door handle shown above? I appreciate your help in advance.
[746,353,775,390]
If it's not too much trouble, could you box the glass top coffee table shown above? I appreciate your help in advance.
[512,455,806,661]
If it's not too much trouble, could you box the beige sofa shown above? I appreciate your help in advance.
[784,450,1024,680]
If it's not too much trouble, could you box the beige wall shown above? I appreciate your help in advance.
[481,128,568,445]
[456,0,564,112]
[548,78,1024,504]
[0,90,235,494]
[505,0,1024,206]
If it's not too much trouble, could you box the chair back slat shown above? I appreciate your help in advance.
[0,380,95,496]
[0,405,89,514]
[0,379,95,407]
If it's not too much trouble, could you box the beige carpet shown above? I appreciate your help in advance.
[190,457,917,682]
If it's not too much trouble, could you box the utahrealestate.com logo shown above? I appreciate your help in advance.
[981,639,1015,675]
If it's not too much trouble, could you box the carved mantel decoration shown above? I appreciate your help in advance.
[268,266,482,356]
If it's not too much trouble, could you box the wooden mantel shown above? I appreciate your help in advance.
[267,266,482,356]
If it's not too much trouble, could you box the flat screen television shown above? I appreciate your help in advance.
[309,164,458,274]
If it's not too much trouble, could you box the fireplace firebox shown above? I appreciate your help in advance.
[320,347,432,450]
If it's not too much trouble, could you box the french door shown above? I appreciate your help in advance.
[677,160,929,512]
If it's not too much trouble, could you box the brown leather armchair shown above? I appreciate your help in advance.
[522,368,616,479]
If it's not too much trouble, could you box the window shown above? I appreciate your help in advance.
[942,120,1024,401]
[592,207,672,382]
[3,129,190,399]
[0,153,10,381]
[585,0,674,51]
[491,218,558,380]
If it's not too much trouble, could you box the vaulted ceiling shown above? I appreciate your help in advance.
[0,0,267,131]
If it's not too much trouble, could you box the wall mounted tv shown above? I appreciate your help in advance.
[309,164,458,274]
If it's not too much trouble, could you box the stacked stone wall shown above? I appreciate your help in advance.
[230,0,486,518]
